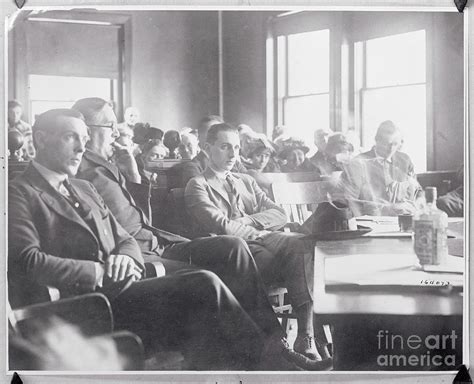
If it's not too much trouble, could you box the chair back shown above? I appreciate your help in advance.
[166,188,195,238]
[8,160,29,180]
[271,181,333,223]
[13,293,114,337]
[416,170,459,195]
[252,171,321,199]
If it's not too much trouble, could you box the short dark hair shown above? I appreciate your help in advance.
[375,120,400,141]
[197,115,223,134]
[206,123,238,144]
[71,97,112,123]
[325,133,354,155]
[33,109,84,133]
[8,100,22,110]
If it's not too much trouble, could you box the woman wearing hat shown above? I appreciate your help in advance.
[312,133,354,176]
[278,138,318,173]
[246,136,280,173]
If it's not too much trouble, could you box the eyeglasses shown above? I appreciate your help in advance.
[87,122,118,130]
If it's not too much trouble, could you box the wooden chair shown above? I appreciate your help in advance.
[9,293,145,370]
[169,188,295,332]
[416,170,458,196]
[271,180,334,224]
[252,171,321,199]
[270,181,335,345]
[8,160,29,180]
[166,187,195,238]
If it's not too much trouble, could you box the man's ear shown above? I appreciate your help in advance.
[203,142,211,154]
[33,130,47,151]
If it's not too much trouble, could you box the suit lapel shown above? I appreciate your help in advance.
[232,175,254,213]
[203,168,231,208]
[83,150,151,225]
[24,165,99,242]
[84,150,122,183]
[84,150,135,204]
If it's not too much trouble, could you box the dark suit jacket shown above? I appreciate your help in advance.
[185,168,287,239]
[77,150,188,253]
[181,151,248,188]
[8,164,143,308]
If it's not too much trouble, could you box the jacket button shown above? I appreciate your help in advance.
[104,229,108,236]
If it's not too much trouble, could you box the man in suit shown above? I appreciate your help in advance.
[71,99,327,370]
[337,120,421,216]
[185,123,329,362]
[8,108,318,370]
[181,115,247,187]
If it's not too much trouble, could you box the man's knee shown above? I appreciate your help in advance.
[218,235,254,263]
[219,235,250,251]
[190,270,225,292]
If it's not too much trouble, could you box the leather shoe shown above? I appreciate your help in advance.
[294,334,322,361]
[260,337,332,371]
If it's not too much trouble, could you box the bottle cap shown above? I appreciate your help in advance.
[425,186,437,203]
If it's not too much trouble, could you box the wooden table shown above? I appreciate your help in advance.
[313,226,464,371]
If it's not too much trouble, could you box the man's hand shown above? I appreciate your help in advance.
[112,142,142,183]
[105,254,142,282]
[254,230,272,240]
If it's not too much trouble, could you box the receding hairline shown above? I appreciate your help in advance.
[72,97,113,123]
[375,120,401,140]
[33,109,85,133]
[206,123,239,144]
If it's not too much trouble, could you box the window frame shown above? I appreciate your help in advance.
[354,29,433,170]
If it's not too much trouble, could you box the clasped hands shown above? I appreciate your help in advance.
[99,254,143,285]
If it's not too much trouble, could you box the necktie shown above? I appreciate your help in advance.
[225,174,245,219]
[62,179,91,218]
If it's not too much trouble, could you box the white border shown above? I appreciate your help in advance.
[1,1,470,383]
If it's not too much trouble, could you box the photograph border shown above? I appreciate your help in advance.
[1,1,471,383]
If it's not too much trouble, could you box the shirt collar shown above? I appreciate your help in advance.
[373,148,393,164]
[32,160,68,192]
[208,164,231,180]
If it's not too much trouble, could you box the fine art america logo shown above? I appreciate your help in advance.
[376,330,458,367]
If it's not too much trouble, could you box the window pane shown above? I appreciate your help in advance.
[287,29,329,96]
[29,75,111,101]
[277,36,287,99]
[366,30,426,88]
[361,84,426,172]
[30,101,74,123]
[284,94,330,144]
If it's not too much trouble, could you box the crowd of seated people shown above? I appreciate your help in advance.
[8,100,336,371]
[7,97,464,371]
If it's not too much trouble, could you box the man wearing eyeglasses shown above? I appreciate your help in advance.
[73,98,326,370]
[9,107,329,370]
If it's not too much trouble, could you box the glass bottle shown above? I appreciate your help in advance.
[413,187,448,265]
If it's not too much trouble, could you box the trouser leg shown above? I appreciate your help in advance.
[249,232,314,308]
[112,269,266,370]
[162,236,284,338]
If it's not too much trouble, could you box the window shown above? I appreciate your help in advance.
[355,30,427,171]
[28,75,116,123]
[276,29,330,144]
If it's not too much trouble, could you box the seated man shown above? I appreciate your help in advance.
[71,99,328,370]
[180,115,247,187]
[8,108,298,370]
[337,120,421,216]
[185,123,326,362]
